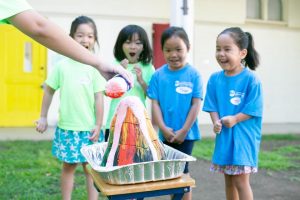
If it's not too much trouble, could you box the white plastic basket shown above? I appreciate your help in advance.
[81,142,196,185]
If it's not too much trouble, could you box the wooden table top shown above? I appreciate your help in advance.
[89,168,196,196]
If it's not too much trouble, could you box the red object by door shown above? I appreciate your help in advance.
[152,23,169,69]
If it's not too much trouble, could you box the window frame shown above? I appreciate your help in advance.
[246,0,287,25]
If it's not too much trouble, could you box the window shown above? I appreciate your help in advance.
[268,0,282,21]
[247,0,285,22]
[247,0,261,19]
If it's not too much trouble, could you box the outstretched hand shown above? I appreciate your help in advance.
[113,65,134,88]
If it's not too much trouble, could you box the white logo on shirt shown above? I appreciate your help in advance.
[175,81,193,94]
[229,90,244,105]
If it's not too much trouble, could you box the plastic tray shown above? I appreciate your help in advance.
[81,142,196,185]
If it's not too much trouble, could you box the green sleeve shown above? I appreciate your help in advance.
[0,0,32,23]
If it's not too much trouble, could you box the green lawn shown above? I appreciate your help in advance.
[0,134,299,199]
[192,134,300,170]
[0,141,87,199]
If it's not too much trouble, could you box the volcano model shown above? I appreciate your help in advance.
[101,96,165,167]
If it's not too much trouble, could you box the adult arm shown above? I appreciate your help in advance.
[8,10,133,83]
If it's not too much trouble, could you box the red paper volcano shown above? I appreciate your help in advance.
[101,96,165,167]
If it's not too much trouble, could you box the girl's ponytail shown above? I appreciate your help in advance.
[244,32,260,70]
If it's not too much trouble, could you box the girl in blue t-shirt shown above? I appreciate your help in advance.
[148,26,203,200]
[203,27,263,200]
[35,16,104,200]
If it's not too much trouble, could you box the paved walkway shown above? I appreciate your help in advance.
[0,127,55,141]
[0,123,299,141]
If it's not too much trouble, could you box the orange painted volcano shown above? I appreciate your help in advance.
[101,96,165,167]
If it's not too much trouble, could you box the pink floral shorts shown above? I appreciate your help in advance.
[210,164,258,175]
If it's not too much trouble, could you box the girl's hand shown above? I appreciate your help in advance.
[213,119,222,134]
[162,127,175,143]
[120,59,129,69]
[171,129,186,144]
[89,125,100,142]
[221,116,237,128]
[134,65,144,83]
[35,117,48,133]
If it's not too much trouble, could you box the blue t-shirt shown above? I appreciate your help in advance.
[147,64,203,141]
[203,68,263,167]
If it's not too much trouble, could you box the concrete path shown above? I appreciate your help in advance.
[0,123,299,141]
[0,126,212,141]
[0,127,55,141]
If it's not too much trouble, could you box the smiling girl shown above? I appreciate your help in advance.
[203,27,263,200]
[147,26,203,200]
[35,16,105,200]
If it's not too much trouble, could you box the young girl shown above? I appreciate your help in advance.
[203,27,263,200]
[147,26,203,200]
[1,0,133,84]
[35,16,105,200]
[104,24,154,141]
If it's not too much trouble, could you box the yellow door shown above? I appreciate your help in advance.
[0,25,47,126]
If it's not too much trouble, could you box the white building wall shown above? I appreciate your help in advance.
[195,0,245,24]
[288,0,300,27]
[27,0,300,130]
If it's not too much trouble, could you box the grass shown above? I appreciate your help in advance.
[0,141,87,199]
[192,134,300,170]
[0,134,299,199]
[258,134,300,170]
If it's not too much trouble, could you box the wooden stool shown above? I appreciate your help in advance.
[89,168,196,200]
